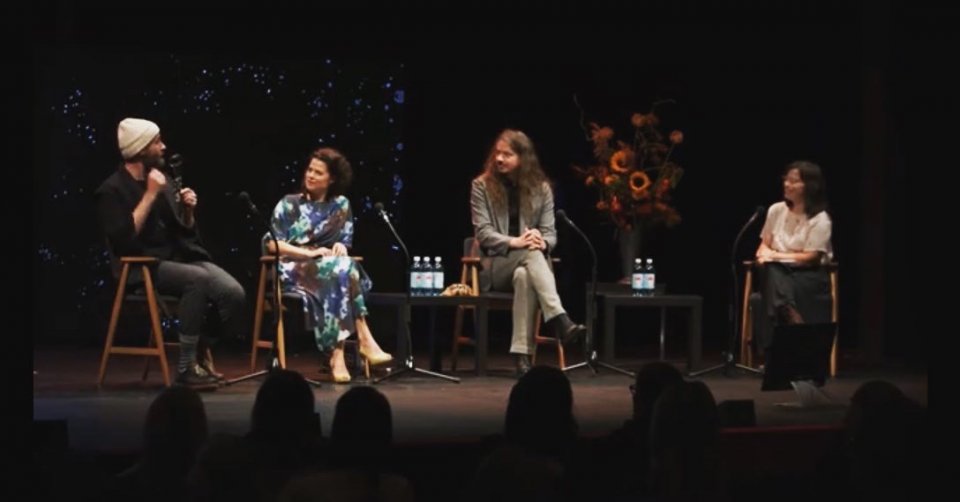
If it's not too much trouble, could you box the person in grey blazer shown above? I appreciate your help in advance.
[470,129,586,376]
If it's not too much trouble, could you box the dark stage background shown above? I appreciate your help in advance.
[29,1,927,366]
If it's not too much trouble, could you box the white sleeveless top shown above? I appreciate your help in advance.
[760,201,833,263]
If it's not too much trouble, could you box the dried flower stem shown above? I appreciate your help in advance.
[573,94,592,141]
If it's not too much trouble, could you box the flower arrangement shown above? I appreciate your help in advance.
[574,103,684,230]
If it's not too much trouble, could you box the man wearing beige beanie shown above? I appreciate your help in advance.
[95,118,247,389]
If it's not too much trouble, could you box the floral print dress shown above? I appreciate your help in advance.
[268,194,371,352]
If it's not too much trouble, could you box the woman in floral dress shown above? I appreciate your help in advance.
[266,147,392,383]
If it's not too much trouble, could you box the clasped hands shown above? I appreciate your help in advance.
[310,242,349,258]
[509,227,546,251]
[756,248,784,264]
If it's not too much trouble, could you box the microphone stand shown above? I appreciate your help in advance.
[226,194,321,387]
[372,205,460,384]
[688,208,764,378]
[558,211,635,378]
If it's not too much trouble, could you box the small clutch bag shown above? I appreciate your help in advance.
[440,283,473,297]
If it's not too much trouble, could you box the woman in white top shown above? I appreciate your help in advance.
[754,160,833,351]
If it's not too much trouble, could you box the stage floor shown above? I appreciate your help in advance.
[33,346,928,454]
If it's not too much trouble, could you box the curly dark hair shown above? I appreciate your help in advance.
[783,160,828,217]
[301,147,353,199]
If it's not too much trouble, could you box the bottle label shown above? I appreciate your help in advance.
[644,273,656,292]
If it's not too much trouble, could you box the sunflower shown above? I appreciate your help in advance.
[629,170,651,192]
[575,104,685,229]
[609,150,632,174]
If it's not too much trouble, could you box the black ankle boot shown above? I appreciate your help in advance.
[514,354,532,377]
[549,314,586,345]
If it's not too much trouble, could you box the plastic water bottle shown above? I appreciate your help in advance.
[433,256,444,296]
[631,258,644,296]
[421,255,433,296]
[410,256,422,296]
[643,258,656,296]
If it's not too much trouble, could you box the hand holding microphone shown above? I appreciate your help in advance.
[180,188,198,209]
[165,153,186,204]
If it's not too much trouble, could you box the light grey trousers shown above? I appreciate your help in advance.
[485,249,566,355]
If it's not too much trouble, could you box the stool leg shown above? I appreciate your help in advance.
[143,267,171,387]
[452,305,466,372]
[142,328,155,382]
[251,263,268,370]
[741,268,754,367]
[98,264,130,387]
[557,337,566,369]
[829,270,839,377]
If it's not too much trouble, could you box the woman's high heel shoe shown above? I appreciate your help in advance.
[359,346,393,366]
[332,370,352,384]
[330,345,352,383]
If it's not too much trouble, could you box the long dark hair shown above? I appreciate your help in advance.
[478,129,549,219]
[301,147,353,199]
[784,160,828,217]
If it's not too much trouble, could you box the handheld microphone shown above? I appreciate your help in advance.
[168,153,184,171]
[164,153,185,203]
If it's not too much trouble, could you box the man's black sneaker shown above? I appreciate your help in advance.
[176,364,220,389]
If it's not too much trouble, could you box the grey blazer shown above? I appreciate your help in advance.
[470,178,557,291]
[470,177,557,290]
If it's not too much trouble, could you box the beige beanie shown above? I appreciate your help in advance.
[117,118,160,160]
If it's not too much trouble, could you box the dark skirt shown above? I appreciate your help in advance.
[755,262,831,351]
